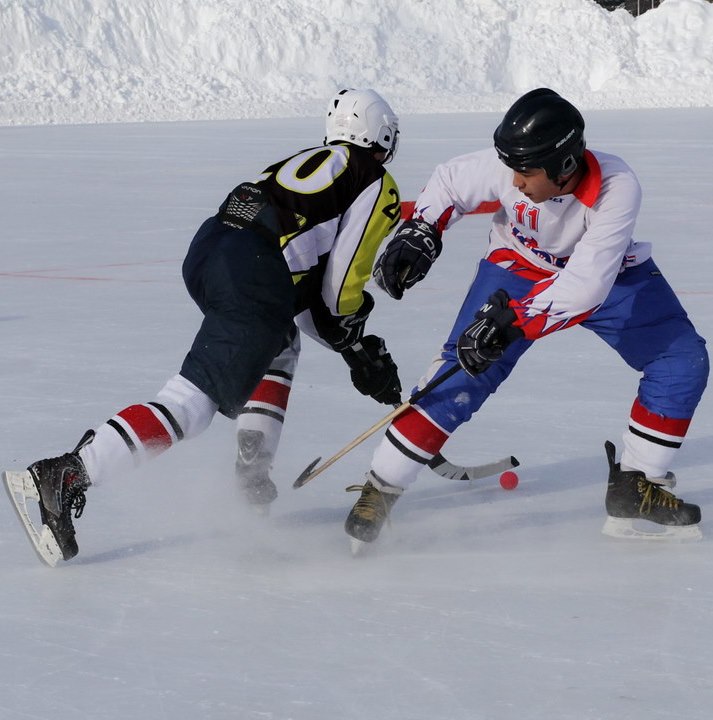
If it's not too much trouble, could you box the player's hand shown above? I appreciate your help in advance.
[373,219,442,300]
[342,335,402,405]
[456,289,523,376]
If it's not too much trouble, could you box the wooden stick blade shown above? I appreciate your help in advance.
[292,457,322,488]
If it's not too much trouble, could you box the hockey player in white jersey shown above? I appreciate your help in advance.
[3,88,403,566]
[345,88,708,547]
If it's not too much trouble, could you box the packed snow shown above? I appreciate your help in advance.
[1,0,713,126]
[1,1,713,719]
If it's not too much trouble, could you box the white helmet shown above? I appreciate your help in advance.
[324,88,399,162]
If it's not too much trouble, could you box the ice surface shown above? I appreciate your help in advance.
[2,0,713,717]
[1,108,712,720]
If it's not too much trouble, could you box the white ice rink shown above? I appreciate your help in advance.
[1,107,713,719]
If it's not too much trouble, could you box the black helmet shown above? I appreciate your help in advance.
[493,88,585,180]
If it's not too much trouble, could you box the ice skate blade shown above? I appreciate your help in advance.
[602,515,703,542]
[349,537,370,557]
[248,503,271,518]
[3,470,63,566]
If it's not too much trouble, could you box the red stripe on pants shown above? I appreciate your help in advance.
[391,406,449,455]
[630,398,691,439]
[117,404,173,451]
[247,379,291,410]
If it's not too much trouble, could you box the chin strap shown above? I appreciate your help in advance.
[554,159,584,191]
[555,170,579,191]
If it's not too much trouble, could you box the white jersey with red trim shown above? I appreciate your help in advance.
[412,148,651,340]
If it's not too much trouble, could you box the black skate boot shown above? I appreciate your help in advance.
[602,440,701,540]
[344,471,403,551]
[26,430,93,563]
[235,429,277,511]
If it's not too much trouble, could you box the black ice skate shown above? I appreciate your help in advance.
[3,430,94,566]
[235,429,277,514]
[344,471,403,553]
[602,441,701,541]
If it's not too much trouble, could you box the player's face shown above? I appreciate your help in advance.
[511,168,560,204]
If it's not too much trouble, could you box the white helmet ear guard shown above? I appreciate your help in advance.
[324,88,399,162]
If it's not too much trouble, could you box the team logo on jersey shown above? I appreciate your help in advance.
[510,225,568,269]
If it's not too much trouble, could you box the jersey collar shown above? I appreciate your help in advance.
[572,150,601,208]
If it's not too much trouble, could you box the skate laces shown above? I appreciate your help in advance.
[346,483,390,522]
[638,479,679,515]
[64,474,87,519]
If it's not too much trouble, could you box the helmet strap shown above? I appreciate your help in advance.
[555,164,584,193]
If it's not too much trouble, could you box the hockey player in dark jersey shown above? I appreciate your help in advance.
[344,88,708,550]
[3,89,404,566]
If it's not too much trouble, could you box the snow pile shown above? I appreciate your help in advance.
[1,0,712,126]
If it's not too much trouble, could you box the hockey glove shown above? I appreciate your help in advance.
[342,335,402,405]
[312,291,375,353]
[373,218,443,300]
[456,289,524,377]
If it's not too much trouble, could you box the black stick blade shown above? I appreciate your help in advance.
[292,457,322,488]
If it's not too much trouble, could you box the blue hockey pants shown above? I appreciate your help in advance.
[416,258,709,432]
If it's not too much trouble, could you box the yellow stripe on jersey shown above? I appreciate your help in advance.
[335,172,401,315]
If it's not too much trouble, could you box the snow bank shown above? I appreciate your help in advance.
[1,0,712,125]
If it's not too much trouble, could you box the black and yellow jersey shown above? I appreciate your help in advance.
[254,142,400,317]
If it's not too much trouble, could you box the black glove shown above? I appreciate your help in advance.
[373,219,443,300]
[311,292,375,352]
[342,335,402,405]
[456,289,524,377]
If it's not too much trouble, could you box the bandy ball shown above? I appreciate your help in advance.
[499,470,519,490]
